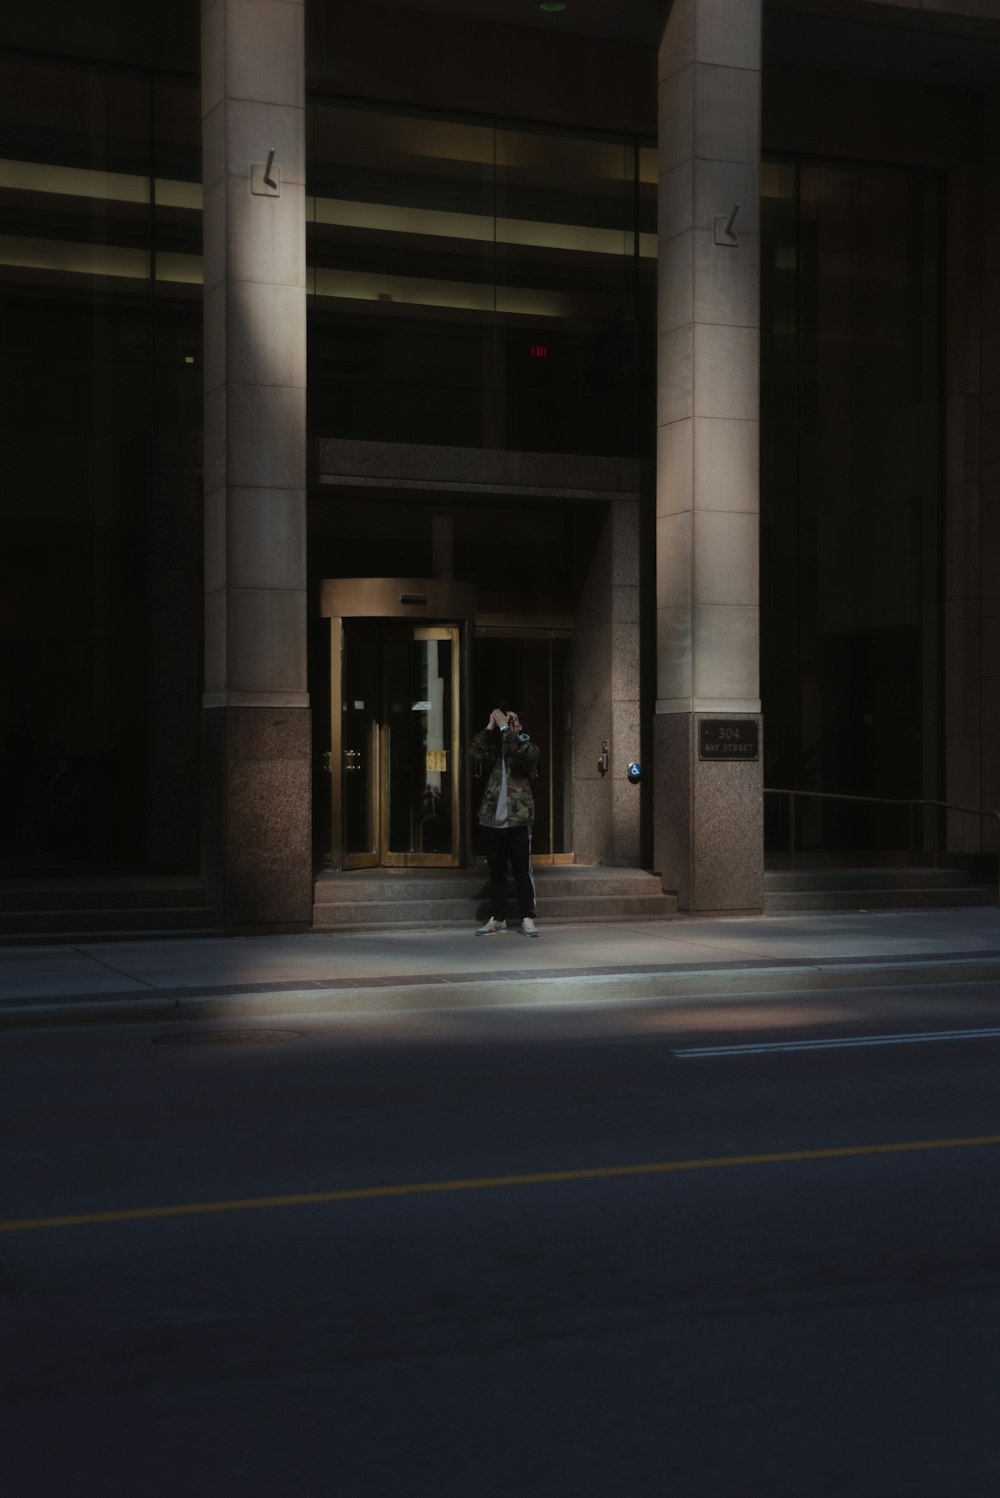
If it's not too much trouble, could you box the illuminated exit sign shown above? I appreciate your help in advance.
[529,343,549,359]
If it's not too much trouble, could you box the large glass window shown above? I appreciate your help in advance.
[761,157,943,852]
[0,52,201,869]
[307,102,656,457]
[152,76,203,435]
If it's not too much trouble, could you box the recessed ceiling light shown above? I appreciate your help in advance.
[539,2,567,12]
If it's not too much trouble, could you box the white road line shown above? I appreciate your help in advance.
[674,1026,1000,1058]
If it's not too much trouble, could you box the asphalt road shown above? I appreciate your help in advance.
[3,982,1000,1497]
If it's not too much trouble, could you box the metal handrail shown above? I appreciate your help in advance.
[764,787,1000,903]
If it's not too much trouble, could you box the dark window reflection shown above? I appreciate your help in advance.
[154,77,202,435]
[761,157,942,855]
[307,103,653,458]
[0,52,201,869]
[471,634,571,858]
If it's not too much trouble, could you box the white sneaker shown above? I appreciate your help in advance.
[476,917,507,936]
[520,917,539,937]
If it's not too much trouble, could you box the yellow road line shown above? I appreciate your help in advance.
[3,1134,1000,1236]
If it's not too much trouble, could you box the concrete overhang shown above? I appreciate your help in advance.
[310,438,647,507]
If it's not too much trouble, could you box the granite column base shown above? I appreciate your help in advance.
[653,712,764,913]
[202,706,313,931]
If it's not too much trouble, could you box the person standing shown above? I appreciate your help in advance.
[471,703,540,936]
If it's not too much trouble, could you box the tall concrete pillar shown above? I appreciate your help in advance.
[200,0,311,928]
[653,0,764,912]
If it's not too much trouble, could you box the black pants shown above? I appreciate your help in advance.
[483,824,536,920]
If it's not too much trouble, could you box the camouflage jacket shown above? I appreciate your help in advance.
[471,727,540,826]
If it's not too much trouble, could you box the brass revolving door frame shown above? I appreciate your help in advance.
[319,578,475,871]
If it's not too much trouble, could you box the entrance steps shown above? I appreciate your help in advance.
[0,878,220,945]
[312,865,677,932]
[764,865,996,913]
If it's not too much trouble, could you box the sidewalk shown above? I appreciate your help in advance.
[3,906,1000,1029]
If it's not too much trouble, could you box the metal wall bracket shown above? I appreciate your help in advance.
[713,203,740,247]
[251,149,280,196]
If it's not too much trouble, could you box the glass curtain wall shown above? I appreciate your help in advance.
[307,102,656,458]
[0,51,201,869]
[761,156,943,854]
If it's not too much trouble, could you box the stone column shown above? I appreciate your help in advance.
[653,0,764,912]
[200,0,311,928]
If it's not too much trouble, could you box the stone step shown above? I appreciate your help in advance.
[765,887,996,913]
[0,880,210,913]
[313,873,667,906]
[764,867,976,893]
[0,927,223,948]
[312,892,678,929]
[312,868,673,932]
[0,905,219,938]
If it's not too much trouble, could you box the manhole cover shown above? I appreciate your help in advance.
[154,1029,303,1047]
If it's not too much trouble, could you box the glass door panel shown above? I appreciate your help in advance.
[338,620,461,868]
[382,626,459,866]
[471,632,572,862]
[342,620,379,867]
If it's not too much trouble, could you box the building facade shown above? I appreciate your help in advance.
[2,0,1000,927]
